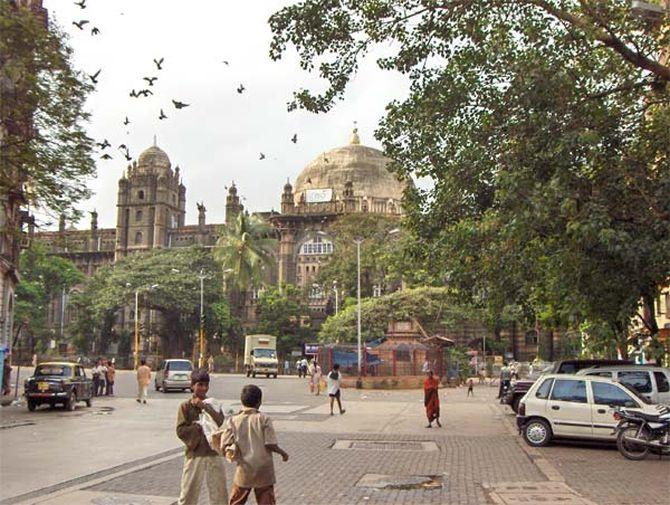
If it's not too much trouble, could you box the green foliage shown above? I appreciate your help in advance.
[270,1,670,359]
[253,284,310,355]
[213,213,276,293]
[1,3,95,220]
[14,244,83,348]
[318,286,480,343]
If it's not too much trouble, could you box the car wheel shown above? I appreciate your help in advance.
[155,382,160,392]
[85,397,92,407]
[252,372,256,378]
[27,399,37,412]
[266,373,270,378]
[65,392,77,412]
[511,395,521,414]
[273,374,277,379]
[523,418,552,447]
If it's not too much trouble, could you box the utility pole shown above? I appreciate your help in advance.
[199,269,206,369]
[355,238,363,376]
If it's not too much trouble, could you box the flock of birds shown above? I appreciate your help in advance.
[70,0,299,163]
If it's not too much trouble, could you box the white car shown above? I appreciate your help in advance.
[516,373,669,447]
[576,366,670,404]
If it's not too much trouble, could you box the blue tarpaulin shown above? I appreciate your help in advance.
[331,350,382,367]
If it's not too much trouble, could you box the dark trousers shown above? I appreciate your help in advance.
[92,375,100,396]
[106,380,114,396]
[97,378,106,396]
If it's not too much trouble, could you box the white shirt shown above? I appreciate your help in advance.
[421,361,430,373]
[326,370,341,395]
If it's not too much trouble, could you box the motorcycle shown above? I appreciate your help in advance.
[612,404,670,460]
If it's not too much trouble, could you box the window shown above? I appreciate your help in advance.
[550,379,587,403]
[136,210,143,222]
[654,371,669,393]
[138,190,145,200]
[535,378,554,399]
[525,330,538,345]
[618,371,652,394]
[592,382,638,407]
[584,371,613,378]
[300,236,334,255]
[74,366,83,377]
[134,231,143,244]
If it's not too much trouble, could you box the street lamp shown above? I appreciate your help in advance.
[355,238,363,376]
[333,280,339,314]
[126,283,159,370]
[198,269,207,369]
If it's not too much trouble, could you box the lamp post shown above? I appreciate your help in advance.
[127,283,158,370]
[199,269,206,369]
[355,238,363,376]
[333,280,339,315]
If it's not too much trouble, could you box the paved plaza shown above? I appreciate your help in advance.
[1,372,668,504]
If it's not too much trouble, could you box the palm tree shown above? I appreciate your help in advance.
[213,212,276,294]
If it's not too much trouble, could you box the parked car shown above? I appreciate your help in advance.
[155,359,193,392]
[516,373,669,447]
[24,362,93,411]
[502,359,634,413]
[576,366,670,404]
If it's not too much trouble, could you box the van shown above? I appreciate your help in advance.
[155,359,193,392]
[576,366,670,404]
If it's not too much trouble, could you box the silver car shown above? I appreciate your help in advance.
[155,359,193,392]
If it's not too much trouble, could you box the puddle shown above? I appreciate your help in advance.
[357,473,445,490]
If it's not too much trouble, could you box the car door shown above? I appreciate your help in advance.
[590,381,640,439]
[548,378,592,438]
[616,370,655,403]
[76,365,92,398]
[653,370,670,404]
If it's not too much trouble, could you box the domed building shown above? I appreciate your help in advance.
[271,128,411,297]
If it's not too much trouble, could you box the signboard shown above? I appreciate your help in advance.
[305,188,332,203]
[291,350,303,357]
[304,343,319,354]
[494,355,504,365]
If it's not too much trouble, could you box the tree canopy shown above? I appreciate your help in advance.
[270,1,670,357]
[253,284,311,355]
[1,2,95,220]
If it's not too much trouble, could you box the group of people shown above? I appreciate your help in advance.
[91,358,116,396]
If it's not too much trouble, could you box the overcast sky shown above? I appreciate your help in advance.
[41,0,413,230]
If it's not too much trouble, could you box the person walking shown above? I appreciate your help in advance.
[310,360,322,396]
[207,355,215,374]
[176,369,228,505]
[136,358,151,404]
[105,361,116,396]
[219,384,289,505]
[92,359,102,397]
[498,363,511,399]
[326,363,346,415]
[466,377,474,397]
[424,370,441,428]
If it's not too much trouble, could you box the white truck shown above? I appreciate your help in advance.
[244,334,278,378]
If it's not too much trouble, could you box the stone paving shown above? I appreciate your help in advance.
[87,431,545,505]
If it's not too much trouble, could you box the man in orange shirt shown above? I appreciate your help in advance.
[136,358,151,404]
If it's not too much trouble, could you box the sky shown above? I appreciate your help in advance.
[41,0,414,230]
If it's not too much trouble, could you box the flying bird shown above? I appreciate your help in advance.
[101,153,112,160]
[159,109,167,120]
[129,89,138,98]
[222,60,229,65]
[91,27,100,35]
[96,139,110,149]
[236,84,245,94]
[72,20,89,30]
[172,99,189,109]
[153,57,164,70]
[143,77,158,86]
[118,144,127,150]
[123,116,130,126]
[74,0,86,8]
[88,69,101,84]
[291,133,297,144]
[259,153,265,160]
[138,89,153,97]
[124,150,132,161]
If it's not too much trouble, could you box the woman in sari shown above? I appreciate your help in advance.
[423,370,441,428]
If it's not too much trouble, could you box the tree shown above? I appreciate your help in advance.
[213,213,276,294]
[253,284,311,356]
[1,2,95,220]
[72,247,227,358]
[270,1,670,357]
[14,244,83,352]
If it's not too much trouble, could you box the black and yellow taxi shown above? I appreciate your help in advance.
[24,362,93,411]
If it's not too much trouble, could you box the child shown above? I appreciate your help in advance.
[175,369,228,505]
[467,377,474,397]
[327,363,346,415]
[222,384,289,505]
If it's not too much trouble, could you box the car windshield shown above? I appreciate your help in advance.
[35,365,72,377]
[618,381,652,404]
[168,361,192,371]
[254,348,276,359]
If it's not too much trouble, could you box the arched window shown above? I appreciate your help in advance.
[136,210,143,222]
[138,190,145,200]
[134,231,143,244]
[299,236,334,255]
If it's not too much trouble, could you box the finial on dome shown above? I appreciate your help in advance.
[153,134,157,147]
[350,121,360,145]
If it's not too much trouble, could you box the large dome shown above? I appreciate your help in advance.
[137,143,172,176]
[293,130,409,204]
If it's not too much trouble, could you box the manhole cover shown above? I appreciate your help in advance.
[91,406,115,415]
[91,495,152,505]
[332,439,439,452]
[357,474,444,490]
